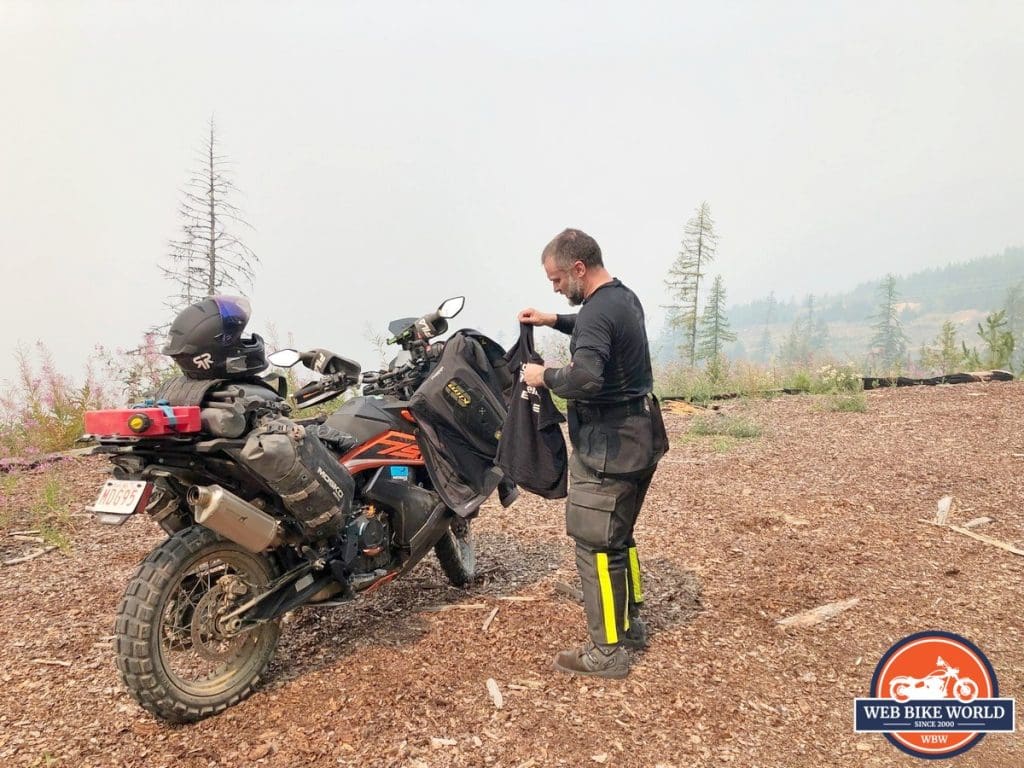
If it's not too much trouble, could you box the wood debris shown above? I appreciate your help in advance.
[486,678,504,709]
[482,606,499,633]
[935,495,954,525]
[777,598,860,629]
[553,581,584,603]
[421,603,488,612]
[2,546,57,566]
[920,519,1024,557]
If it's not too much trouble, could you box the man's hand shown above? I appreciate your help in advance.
[523,362,547,388]
[518,308,556,326]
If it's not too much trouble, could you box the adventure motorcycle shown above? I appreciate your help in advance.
[85,296,499,723]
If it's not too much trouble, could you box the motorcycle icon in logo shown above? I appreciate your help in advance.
[888,655,980,703]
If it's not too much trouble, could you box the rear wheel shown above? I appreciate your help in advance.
[114,526,281,722]
[434,517,475,586]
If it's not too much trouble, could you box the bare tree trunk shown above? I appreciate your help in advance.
[688,208,705,367]
[207,122,217,296]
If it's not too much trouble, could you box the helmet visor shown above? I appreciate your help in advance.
[212,295,252,345]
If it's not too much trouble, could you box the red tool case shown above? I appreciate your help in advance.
[84,406,202,437]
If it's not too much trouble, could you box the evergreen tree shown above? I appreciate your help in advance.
[777,294,828,366]
[757,291,777,363]
[975,310,1014,369]
[1003,281,1024,371]
[918,320,966,374]
[697,275,736,362]
[161,118,258,319]
[868,274,909,371]
[805,294,830,354]
[664,201,717,366]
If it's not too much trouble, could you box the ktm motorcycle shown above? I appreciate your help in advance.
[85,297,487,723]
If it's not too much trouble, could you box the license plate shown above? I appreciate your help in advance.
[88,479,150,524]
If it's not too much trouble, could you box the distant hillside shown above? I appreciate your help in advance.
[654,246,1024,365]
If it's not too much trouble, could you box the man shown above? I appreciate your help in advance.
[519,228,668,679]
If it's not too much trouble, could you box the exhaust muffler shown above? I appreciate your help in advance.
[188,484,283,553]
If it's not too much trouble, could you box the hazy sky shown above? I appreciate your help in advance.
[2,1,1022,385]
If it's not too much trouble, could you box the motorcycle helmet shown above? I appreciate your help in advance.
[162,295,267,379]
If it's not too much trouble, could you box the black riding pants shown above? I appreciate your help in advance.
[565,451,654,648]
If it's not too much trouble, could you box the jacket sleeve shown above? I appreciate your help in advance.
[542,311,613,399]
[553,314,576,335]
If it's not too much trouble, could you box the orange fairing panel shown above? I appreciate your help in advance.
[341,430,423,464]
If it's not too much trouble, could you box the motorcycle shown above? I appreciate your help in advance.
[85,296,493,723]
[889,656,980,703]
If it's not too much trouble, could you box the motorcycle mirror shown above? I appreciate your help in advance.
[267,348,301,368]
[437,296,465,319]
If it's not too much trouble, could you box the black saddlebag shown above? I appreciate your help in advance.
[232,417,354,540]
[409,330,511,515]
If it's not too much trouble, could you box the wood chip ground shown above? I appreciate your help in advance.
[0,382,1021,766]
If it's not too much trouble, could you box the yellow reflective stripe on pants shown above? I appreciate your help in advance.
[623,571,630,631]
[628,546,644,604]
[595,552,618,645]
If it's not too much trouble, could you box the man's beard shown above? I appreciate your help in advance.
[565,274,585,306]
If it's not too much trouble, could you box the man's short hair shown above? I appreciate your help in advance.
[541,228,603,270]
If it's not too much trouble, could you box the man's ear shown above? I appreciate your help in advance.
[573,260,586,277]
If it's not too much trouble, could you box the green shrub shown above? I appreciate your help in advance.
[783,369,813,393]
[825,392,868,413]
[30,475,73,551]
[689,414,763,439]
[812,363,863,394]
[0,343,113,456]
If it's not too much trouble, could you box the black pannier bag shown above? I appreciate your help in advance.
[409,330,513,516]
[496,324,568,499]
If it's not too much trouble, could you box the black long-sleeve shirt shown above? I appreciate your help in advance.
[542,279,654,404]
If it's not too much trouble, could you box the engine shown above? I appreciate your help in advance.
[340,504,392,574]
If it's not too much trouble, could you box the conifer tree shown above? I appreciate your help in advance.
[758,291,777,363]
[918,320,965,375]
[697,275,736,362]
[975,310,1014,369]
[664,201,717,366]
[868,274,909,371]
[1003,282,1024,371]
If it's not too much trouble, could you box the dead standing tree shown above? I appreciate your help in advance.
[161,119,258,319]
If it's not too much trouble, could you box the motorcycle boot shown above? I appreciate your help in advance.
[553,642,629,679]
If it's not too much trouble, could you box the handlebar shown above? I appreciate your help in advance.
[293,371,352,408]
[361,350,439,398]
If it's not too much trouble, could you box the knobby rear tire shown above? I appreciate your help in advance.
[114,526,281,723]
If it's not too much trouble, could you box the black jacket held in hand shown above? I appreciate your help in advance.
[496,324,568,499]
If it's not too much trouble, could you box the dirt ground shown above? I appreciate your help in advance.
[0,382,1022,767]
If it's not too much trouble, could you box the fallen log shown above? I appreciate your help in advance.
[862,370,1014,390]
